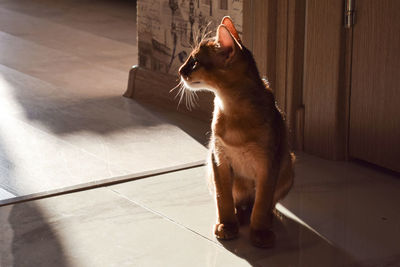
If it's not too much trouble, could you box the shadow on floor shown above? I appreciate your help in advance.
[14,89,210,145]
[133,100,211,146]
[0,203,70,267]
[0,133,68,267]
[19,95,165,135]
[217,213,364,267]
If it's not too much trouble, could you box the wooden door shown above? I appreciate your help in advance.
[349,0,400,172]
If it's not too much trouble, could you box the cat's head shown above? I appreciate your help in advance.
[178,17,253,94]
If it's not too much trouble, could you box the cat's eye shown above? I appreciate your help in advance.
[192,61,198,70]
[191,57,199,70]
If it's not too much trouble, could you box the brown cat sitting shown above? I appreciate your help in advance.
[178,17,295,248]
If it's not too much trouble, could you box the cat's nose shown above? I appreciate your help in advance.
[178,64,190,80]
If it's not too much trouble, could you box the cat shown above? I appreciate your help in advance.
[177,16,295,248]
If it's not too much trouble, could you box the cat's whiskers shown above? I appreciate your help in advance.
[185,90,191,110]
[170,80,183,93]
[177,83,186,109]
[172,78,200,111]
[186,90,193,110]
[187,87,199,111]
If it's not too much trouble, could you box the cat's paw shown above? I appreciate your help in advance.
[214,223,239,240]
[250,228,275,248]
[236,206,252,225]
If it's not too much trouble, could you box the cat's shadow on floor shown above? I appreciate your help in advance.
[217,212,363,267]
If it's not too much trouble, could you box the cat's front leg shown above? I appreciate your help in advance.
[209,152,238,240]
[250,160,279,248]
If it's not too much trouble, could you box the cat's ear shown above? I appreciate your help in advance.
[220,16,241,44]
[216,24,242,64]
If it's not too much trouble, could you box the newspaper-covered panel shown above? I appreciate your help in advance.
[137,0,243,74]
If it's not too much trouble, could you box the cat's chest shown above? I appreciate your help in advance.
[212,114,253,146]
[212,112,269,179]
[213,126,266,180]
[224,143,264,179]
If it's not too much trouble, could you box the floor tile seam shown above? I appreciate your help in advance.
[0,6,137,48]
[108,187,222,248]
[0,161,205,207]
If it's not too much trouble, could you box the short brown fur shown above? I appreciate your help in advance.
[178,17,294,248]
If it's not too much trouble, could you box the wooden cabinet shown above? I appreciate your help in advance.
[245,0,399,172]
[349,0,400,172]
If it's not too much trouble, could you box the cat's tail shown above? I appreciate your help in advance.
[273,151,295,205]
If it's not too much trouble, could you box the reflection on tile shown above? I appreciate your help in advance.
[110,167,213,235]
[0,31,128,99]
[111,158,400,266]
[0,187,249,267]
[0,93,207,204]
[0,7,137,72]
[0,113,128,198]
[0,187,15,201]
[0,0,137,44]
[281,153,400,266]
[0,12,206,205]
[7,93,207,174]
[0,64,80,115]
[111,167,361,267]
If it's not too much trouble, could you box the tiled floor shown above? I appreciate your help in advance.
[0,1,399,266]
[0,0,208,204]
[1,154,399,267]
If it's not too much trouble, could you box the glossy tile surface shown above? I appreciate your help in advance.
[1,153,398,266]
[0,31,129,99]
[280,153,400,267]
[0,7,137,72]
[0,0,207,204]
[0,188,15,201]
[0,111,128,197]
[0,62,206,204]
[111,153,400,266]
[0,188,249,267]
[2,1,398,265]
[0,64,80,115]
[0,0,137,45]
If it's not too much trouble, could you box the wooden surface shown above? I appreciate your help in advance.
[242,0,253,50]
[244,0,306,149]
[278,0,306,149]
[349,0,400,172]
[302,0,346,159]
[275,0,288,111]
[243,0,277,85]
